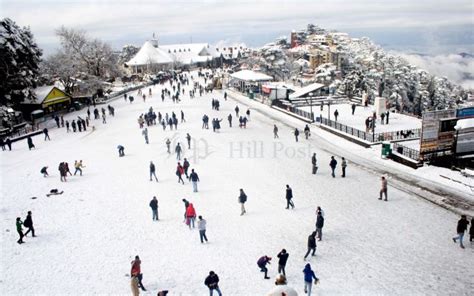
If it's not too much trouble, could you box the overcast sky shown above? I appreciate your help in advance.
[1,0,473,55]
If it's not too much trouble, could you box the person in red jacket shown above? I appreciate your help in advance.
[186,203,196,229]
[176,162,185,184]
[131,255,146,291]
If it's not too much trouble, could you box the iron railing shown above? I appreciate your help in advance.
[392,142,421,161]
[319,116,421,143]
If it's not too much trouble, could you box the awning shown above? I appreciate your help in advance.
[42,96,71,108]
[289,82,325,99]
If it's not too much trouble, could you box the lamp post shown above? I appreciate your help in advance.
[327,98,331,121]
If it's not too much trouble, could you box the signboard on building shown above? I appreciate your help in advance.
[420,110,456,157]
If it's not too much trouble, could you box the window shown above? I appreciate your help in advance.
[439,119,457,132]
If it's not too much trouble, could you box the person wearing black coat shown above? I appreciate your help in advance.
[0,138,5,151]
[470,218,474,242]
[238,189,247,216]
[329,156,337,178]
[285,185,295,209]
[304,232,317,259]
[204,271,222,296]
[43,128,50,140]
[294,128,299,142]
[277,249,289,276]
[182,199,190,221]
[315,212,324,241]
[24,211,35,237]
[149,161,158,182]
[5,138,12,150]
[452,215,470,248]
[27,136,35,150]
[149,196,158,221]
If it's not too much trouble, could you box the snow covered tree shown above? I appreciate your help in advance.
[0,18,42,106]
[118,44,140,65]
[56,26,120,78]
[41,51,80,94]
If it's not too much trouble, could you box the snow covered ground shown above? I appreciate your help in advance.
[1,72,473,295]
[298,103,421,133]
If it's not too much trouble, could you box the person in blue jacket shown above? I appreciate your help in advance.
[303,263,319,295]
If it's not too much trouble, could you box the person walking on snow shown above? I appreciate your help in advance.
[198,215,208,243]
[341,157,347,177]
[149,161,158,182]
[185,203,196,229]
[379,176,388,201]
[74,160,84,176]
[303,263,319,295]
[285,185,295,209]
[131,255,146,291]
[186,133,191,149]
[239,188,247,216]
[315,211,324,241]
[16,217,24,244]
[277,249,289,276]
[182,199,190,222]
[257,255,272,279]
[43,128,50,140]
[190,169,200,192]
[303,232,317,260]
[334,109,339,122]
[329,156,337,178]
[235,106,240,117]
[246,109,251,120]
[142,128,149,144]
[149,196,159,221]
[311,153,318,174]
[304,125,310,139]
[27,136,35,150]
[294,128,300,142]
[176,162,185,184]
[175,143,182,160]
[452,215,470,249]
[183,158,190,179]
[166,139,171,153]
[204,271,222,296]
[274,125,279,139]
[24,211,35,237]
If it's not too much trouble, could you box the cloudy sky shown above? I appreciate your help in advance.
[1,0,473,55]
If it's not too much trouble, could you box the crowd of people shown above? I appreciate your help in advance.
[8,68,473,295]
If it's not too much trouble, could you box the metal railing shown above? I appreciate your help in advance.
[272,100,314,121]
[319,116,421,143]
[392,142,421,161]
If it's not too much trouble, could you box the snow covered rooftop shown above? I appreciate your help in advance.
[126,41,174,66]
[289,82,325,99]
[455,118,474,130]
[230,70,273,81]
[127,41,220,66]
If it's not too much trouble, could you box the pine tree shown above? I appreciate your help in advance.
[0,18,42,106]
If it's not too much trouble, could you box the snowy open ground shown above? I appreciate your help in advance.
[298,104,421,133]
[1,72,473,295]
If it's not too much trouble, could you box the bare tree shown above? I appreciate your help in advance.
[56,26,120,78]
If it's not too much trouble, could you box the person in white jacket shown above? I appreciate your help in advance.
[198,216,208,243]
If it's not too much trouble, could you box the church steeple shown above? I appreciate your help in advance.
[150,33,159,48]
